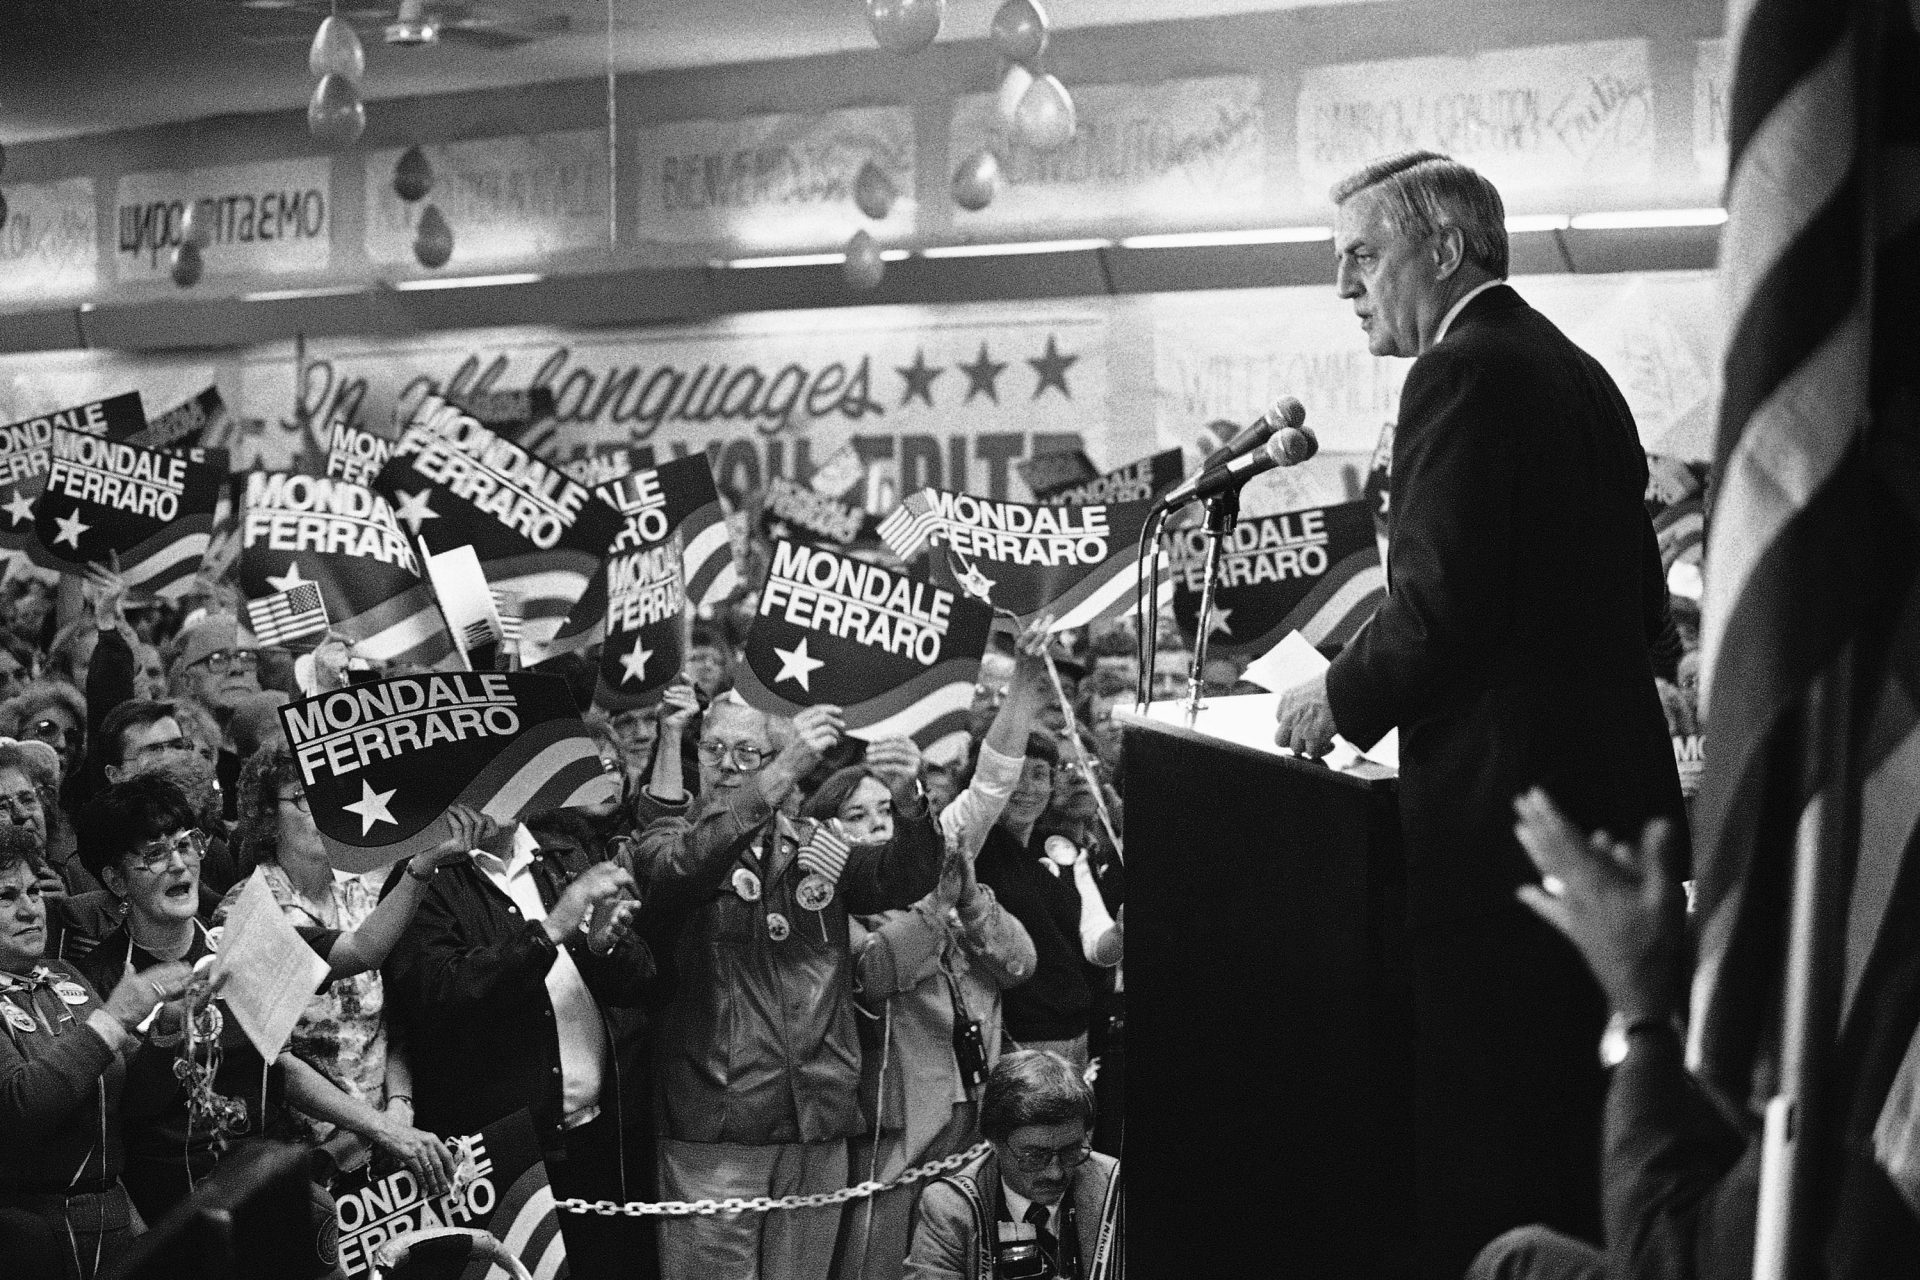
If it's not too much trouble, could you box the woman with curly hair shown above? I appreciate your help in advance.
[0,682,87,785]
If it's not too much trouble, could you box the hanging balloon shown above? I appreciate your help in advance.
[393,146,434,203]
[180,199,216,249]
[414,204,454,268]
[853,161,897,221]
[951,149,1001,212]
[170,242,204,289]
[844,230,886,291]
[309,74,366,147]
[1015,74,1076,151]
[308,14,366,81]
[996,63,1036,124]
[864,0,943,55]
[990,0,1049,65]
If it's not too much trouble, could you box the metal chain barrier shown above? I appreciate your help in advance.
[556,1141,989,1217]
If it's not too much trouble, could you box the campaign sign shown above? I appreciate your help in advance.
[333,1110,566,1280]
[237,471,455,668]
[280,671,619,872]
[734,538,994,746]
[904,488,1158,632]
[374,395,621,650]
[326,420,395,489]
[130,385,224,452]
[29,427,221,598]
[549,452,737,670]
[1169,499,1385,657]
[1038,448,1185,507]
[760,474,874,546]
[0,393,148,553]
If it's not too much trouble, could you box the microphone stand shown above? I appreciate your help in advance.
[1184,488,1238,725]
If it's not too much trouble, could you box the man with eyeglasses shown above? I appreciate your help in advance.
[633,697,942,1280]
[91,700,244,902]
[907,1049,1120,1280]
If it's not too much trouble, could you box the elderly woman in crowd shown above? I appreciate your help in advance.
[810,618,1052,1280]
[213,744,493,1173]
[0,821,195,1280]
[0,683,87,787]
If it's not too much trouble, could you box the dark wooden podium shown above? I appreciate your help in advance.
[1120,712,1415,1279]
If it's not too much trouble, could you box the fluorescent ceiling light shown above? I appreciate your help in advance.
[390,273,544,292]
[243,284,367,302]
[1568,208,1727,230]
[920,238,1113,259]
[1118,227,1332,248]
[720,250,912,269]
[1504,214,1571,233]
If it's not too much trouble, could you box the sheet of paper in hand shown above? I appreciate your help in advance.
[1170,499,1384,658]
[1036,448,1185,507]
[279,671,619,873]
[374,394,621,655]
[28,427,222,598]
[211,869,331,1062]
[879,487,1160,632]
[332,1110,565,1280]
[545,452,737,668]
[238,471,457,668]
[0,393,148,556]
[734,538,994,746]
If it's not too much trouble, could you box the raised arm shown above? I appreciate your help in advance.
[941,617,1053,859]
[324,806,497,980]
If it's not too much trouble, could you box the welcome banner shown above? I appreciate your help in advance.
[237,470,456,668]
[1169,500,1384,657]
[734,538,993,746]
[880,487,1158,631]
[29,427,221,598]
[280,671,618,872]
[374,395,621,653]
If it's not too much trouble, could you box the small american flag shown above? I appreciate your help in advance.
[490,589,524,647]
[797,821,851,885]
[247,582,329,649]
[877,490,943,561]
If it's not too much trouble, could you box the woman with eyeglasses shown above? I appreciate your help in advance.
[0,821,196,1280]
[0,683,87,785]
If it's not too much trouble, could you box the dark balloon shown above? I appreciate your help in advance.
[308,73,366,147]
[844,230,885,290]
[951,149,1001,212]
[865,0,943,55]
[990,0,1048,65]
[170,241,204,288]
[853,161,897,221]
[413,204,454,269]
[394,146,434,203]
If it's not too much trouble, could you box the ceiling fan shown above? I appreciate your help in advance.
[233,1,572,51]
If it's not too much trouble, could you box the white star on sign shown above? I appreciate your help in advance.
[2,491,33,526]
[51,509,89,550]
[957,562,996,602]
[391,489,439,532]
[265,560,309,592]
[772,636,826,692]
[343,779,399,835]
[618,641,654,685]
[1207,606,1234,638]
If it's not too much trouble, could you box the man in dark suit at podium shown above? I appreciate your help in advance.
[1274,150,1685,1279]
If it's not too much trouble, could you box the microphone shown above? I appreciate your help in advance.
[1160,414,1316,510]
[1201,397,1305,469]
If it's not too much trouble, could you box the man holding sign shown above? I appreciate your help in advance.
[633,697,941,1280]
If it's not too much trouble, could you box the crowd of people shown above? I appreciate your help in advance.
[0,562,1131,1280]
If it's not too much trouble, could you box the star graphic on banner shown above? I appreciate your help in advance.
[343,779,399,836]
[1028,335,1079,399]
[618,640,654,685]
[51,509,89,550]
[391,489,439,532]
[2,491,33,527]
[896,349,944,407]
[959,344,1007,404]
[772,637,826,692]
[957,561,996,602]
[1207,606,1234,639]
[265,561,310,593]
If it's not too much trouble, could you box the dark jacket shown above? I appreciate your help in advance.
[1326,284,1686,923]
[974,827,1090,1044]
[379,844,656,1160]
[905,1145,1121,1280]
[634,780,940,1146]
[0,961,126,1191]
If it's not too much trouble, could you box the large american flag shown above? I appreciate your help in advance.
[1689,0,1920,1269]
[246,582,330,649]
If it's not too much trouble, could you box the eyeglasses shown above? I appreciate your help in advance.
[130,736,194,762]
[696,740,770,771]
[1002,1139,1094,1173]
[194,649,258,675]
[0,790,43,819]
[277,791,310,812]
[128,829,208,874]
[27,718,77,747]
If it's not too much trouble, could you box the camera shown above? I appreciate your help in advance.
[953,1014,989,1090]
[994,1240,1053,1280]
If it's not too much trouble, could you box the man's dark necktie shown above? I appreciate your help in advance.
[1025,1203,1061,1277]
